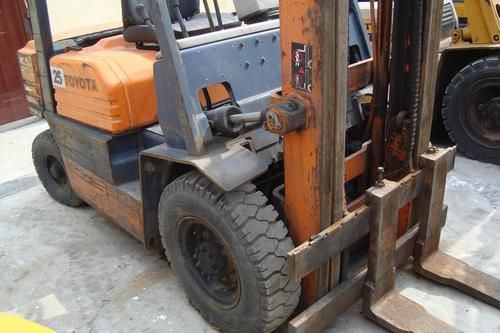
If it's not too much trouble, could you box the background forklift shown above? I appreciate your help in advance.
[19,0,499,332]
[453,0,469,27]
[434,0,500,164]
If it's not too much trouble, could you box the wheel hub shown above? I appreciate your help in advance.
[194,241,227,278]
[46,156,67,186]
[179,217,241,308]
[461,78,500,146]
[483,97,500,125]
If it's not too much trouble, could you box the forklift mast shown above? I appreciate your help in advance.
[276,0,500,332]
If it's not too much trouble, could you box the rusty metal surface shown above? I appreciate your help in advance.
[288,268,366,333]
[264,99,306,135]
[418,251,500,308]
[64,158,145,243]
[348,58,373,92]
[288,218,420,333]
[364,180,401,307]
[288,206,371,282]
[369,292,460,333]
[362,157,463,332]
[279,0,349,304]
[415,0,445,159]
[415,147,457,261]
[366,0,393,183]
[396,171,423,208]
[345,141,371,183]
[413,145,500,309]
[395,223,419,266]
[288,169,425,284]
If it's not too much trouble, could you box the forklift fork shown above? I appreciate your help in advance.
[413,149,500,308]
[364,147,500,332]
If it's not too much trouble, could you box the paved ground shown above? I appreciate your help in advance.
[1,120,499,333]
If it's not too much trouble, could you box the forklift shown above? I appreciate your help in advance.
[19,0,499,332]
[435,0,500,165]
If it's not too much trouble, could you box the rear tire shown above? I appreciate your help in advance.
[442,56,500,165]
[158,172,300,333]
[32,130,84,207]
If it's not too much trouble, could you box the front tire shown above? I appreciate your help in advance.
[32,130,84,207]
[442,56,500,165]
[158,172,300,333]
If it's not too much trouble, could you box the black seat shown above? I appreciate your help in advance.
[122,0,240,43]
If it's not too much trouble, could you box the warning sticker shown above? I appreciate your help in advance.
[51,67,66,89]
[291,43,312,93]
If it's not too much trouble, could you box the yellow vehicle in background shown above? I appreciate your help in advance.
[358,0,458,46]
[434,0,500,164]
[454,0,468,27]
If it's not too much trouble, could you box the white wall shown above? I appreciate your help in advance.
[202,0,235,12]
[47,0,123,36]
[46,0,235,36]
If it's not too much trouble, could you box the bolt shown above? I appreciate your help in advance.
[426,146,439,154]
[238,42,245,49]
[266,111,282,130]
[261,57,266,64]
[255,38,261,44]
[309,234,323,242]
[272,33,278,41]
[144,162,156,173]
[245,61,251,69]
[375,167,385,188]
[478,104,485,112]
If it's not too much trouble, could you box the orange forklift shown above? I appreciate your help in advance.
[19,0,499,332]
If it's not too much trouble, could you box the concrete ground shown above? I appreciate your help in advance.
[0,120,499,333]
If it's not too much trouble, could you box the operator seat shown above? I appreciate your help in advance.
[122,0,240,43]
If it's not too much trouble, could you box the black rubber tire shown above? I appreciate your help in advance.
[442,56,500,165]
[32,130,85,207]
[158,171,300,333]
